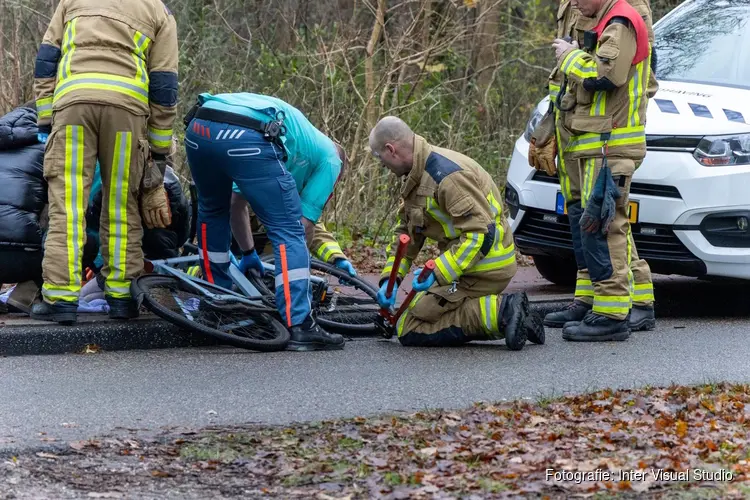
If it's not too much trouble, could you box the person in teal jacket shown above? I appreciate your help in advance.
[184,92,345,351]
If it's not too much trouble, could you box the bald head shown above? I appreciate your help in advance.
[368,116,415,176]
[369,116,414,152]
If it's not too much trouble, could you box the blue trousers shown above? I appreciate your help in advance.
[184,118,311,327]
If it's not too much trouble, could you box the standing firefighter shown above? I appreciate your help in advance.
[539,0,654,341]
[31,0,178,324]
[370,117,544,348]
[530,0,657,335]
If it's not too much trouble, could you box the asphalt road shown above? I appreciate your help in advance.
[2,311,750,451]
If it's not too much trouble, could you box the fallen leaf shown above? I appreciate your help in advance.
[529,416,548,427]
[151,470,171,478]
[87,494,123,499]
[80,344,101,354]
[676,420,688,438]
[35,452,58,460]
[419,447,437,457]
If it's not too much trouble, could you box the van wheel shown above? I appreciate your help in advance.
[533,255,577,286]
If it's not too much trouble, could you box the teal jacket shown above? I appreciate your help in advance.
[199,92,341,223]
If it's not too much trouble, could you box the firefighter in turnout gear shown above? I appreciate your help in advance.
[31,0,179,324]
[370,117,545,348]
[540,0,654,341]
[531,0,656,335]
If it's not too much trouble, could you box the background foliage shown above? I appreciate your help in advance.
[0,0,683,245]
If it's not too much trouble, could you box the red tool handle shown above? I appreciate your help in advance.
[379,234,411,321]
[393,259,436,324]
[385,234,411,298]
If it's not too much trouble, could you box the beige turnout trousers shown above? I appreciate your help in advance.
[42,103,147,303]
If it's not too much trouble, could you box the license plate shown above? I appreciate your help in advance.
[628,200,639,224]
[555,192,567,215]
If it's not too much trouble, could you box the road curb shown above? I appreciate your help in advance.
[0,294,571,357]
[0,314,216,357]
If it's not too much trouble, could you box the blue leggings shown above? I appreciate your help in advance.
[184,118,311,327]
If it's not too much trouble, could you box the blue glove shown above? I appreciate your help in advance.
[377,280,398,310]
[334,258,357,277]
[238,249,264,277]
[37,133,48,144]
[412,268,436,292]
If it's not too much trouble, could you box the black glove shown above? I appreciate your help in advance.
[580,163,620,234]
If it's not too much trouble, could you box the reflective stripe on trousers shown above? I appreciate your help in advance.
[42,125,85,303]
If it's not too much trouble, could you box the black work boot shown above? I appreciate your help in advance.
[30,300,78,325]
[287,318,345,351]
[562,312,630,342]
[628,305,655,332]
[524,310,546,345]
[499,292,528,351]
[543,300,592,328]
[107,297,140,320]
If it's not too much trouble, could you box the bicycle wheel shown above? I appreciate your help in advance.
[254,256,381,334]
[132,274,289,351]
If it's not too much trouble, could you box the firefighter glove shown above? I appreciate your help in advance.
[140,186,172,229]
[377,280,398,310]
[334,258,357,277]
[412,267,436,293]
[536,138,557,176]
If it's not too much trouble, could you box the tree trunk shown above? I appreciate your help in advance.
[12,5,22,106]
[364,0,386,128]
[474,0,503,100]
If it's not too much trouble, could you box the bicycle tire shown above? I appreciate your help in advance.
[253,256,381,334]
[132,274,289,351]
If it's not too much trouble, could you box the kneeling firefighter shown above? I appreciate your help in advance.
[369,116,544,348]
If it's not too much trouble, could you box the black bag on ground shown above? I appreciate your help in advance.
[0,106,46,285]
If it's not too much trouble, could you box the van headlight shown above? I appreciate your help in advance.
[523,108,545,143]
[694,134,750,166]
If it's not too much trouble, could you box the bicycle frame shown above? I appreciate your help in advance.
[146,253,328,307]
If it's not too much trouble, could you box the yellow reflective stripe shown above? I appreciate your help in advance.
[554,109,571,201]
[593,295,631,315]
[59,18,78,80]
[36,97,53,118]
[590,91,607,117]
[549,83,561,103]
[316,241,343,263]
[426,198,457,239]
[566,126,646,154]
[633,283,654,301]
[55,73,149,104]
[487,192,503,222]
[396,291,425,337]
[187,266,202,277]
[582,158,596,208]
[561,49,597,79]
[480,294,499,334]
[451,232,483,271]
[575,278,594,298]
[63,124,85,291]
[148,127,173,149]
[42,285,80,303]
[108,132,132,294]
[106,281,131,299]
[470,243,515,273]
[436,252,461,282]
[629,60,646,127]
[132,31,151,85]
[398,258,410,277]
